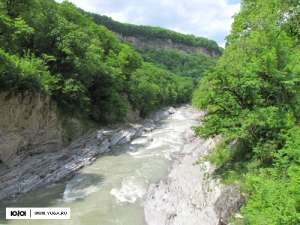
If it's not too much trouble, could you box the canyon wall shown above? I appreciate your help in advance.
[0,92,90,165]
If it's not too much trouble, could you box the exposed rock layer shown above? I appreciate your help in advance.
[0,92,90,166]
[0,92,63,164]
[0,107,175,201]
[144,130,244,225]
[119,35,220,57]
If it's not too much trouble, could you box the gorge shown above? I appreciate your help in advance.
[1,0,298,224]
[0,106,242,225]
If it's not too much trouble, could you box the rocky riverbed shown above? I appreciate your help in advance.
[0,107,176,201]
[0,106,243,225]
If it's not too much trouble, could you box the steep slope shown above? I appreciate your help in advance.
[0,92,91,164]
[91,14,222,57]
[139,48,216,81]
[0,0,195,164]
[90,13,219,81]
[192,0,300,224]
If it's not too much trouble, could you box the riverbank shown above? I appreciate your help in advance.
[144,123,244,225]
[1,105,209,225]
[0,107,176,201]
[1,106,244,225]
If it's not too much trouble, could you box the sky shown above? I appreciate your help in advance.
[56,0,240,47]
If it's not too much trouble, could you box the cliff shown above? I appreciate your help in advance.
[119,34,220,57]
[90,14,222,57]
[0,92,91,165]
[0,106,176,200]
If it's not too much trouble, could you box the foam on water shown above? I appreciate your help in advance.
[170,111,186,120]
[145,139,165,150]
[4,106,202,225]
[110,177,146,203]
[131,137,149,145]
[128,150,161,159]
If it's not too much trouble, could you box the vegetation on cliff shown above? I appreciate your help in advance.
[192,0,300,224]
[139,48,216,81]
[0,0,202,123]
[90,12,218,87]
[90,14,222,54]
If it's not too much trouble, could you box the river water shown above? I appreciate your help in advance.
[0,106,201,225]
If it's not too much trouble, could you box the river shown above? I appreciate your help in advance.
[0,106,202,225]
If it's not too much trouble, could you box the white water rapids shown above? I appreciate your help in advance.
[1,106,202,225]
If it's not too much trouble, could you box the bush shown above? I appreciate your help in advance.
[0,49,50,93]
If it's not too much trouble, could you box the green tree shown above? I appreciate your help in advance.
[0,0,203,124]
[193,0,300,223]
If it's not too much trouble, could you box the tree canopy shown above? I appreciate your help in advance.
[139,48,216,81]
[193,0,300,224]
[0,0,198,123]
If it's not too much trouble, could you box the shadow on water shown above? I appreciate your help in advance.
[0,173,105,224]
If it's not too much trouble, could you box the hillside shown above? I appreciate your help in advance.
[90,14,222,57]
[192,0,300,224]
[0,0,203,163]
[0,0,198,121]
[1,1,299,224]
[139,48,216,81]
[0,0,221,166]
[89,13,218,82]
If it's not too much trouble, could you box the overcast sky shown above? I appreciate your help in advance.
[56,0,240,46]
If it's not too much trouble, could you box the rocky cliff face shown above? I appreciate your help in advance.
[119,34,220,57]
[0,92,89,166]
[0,92,63,164]
[0,106,176,200]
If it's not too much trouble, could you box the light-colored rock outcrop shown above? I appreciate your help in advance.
[144,130,244,225]
[119,35,220,57]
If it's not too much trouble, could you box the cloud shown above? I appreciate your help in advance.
[56,0,240,45]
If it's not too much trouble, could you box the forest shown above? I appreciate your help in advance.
[2,0,299,224]
[192,0,300,224]
[0,0,204,123]
[139,48,216,81]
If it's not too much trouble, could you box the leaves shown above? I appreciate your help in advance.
[0,0,200,123]
[192,0,300,223]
